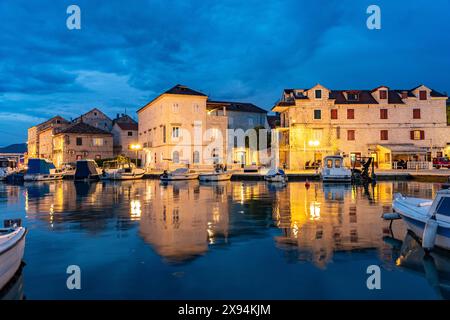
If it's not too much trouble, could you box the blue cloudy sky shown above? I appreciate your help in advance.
[0,0,449,146]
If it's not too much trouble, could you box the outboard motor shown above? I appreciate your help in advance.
[423,218,438,252]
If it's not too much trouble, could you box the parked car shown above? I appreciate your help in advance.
[432,157,450,169]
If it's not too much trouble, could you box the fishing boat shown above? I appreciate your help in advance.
[101,160,145,180]
[392,189,450,251]
[0,219,26,291]
[264,168,288,183]
[23,158,64,181]
[160,168,199,181]
[198,165,232,182]
[320,155,352,182]
[0,158,15,181]
[74,159,102,181]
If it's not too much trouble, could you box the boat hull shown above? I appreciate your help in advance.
[160,174,199,181]
[23,173,63,181]
[322,175,352,182]
[264,175,287,183]
[198,173,232,182]
[393,197,450,251]
[0,228,26,290]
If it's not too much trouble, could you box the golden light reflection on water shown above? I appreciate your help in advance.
[9,179,445,267]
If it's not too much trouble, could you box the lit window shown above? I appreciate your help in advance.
[93,138,104,146]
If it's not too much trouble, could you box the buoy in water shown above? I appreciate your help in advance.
[423,218,438,252]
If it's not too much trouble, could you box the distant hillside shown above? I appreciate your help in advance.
[0,143,27,153]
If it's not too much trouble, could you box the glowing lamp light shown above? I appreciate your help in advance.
[308,140,320,147]
[130,144,142,150]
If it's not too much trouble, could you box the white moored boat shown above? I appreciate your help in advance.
[160,168,199,181]
[24,158,64,181]
[392,189,450,251]
[199,165,232,182]
[0,158,16,181]
[101,160,145,180]
[320,155,352,182]
[0,220,26,290]
[264,168,288,183]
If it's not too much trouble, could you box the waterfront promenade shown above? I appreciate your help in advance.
[143,168,450,182]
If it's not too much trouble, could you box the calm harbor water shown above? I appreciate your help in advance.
[0,179,448,300]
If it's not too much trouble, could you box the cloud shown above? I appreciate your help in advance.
[0,0,449,146]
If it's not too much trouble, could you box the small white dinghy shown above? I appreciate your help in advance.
[199,165,232,182]
[160,168,199,181]
[0,219,26,290]
[264,168,288,183]
[392,189,450,251]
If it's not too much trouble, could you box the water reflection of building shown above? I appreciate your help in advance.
[24,181,142,233]
[272,182,410,268]
[139,181,230,263]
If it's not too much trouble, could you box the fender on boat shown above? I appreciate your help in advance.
[422,218,438,251]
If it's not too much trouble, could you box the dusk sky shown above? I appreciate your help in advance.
[1,0,449,146]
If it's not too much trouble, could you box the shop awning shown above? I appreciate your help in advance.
[374,144,429,154]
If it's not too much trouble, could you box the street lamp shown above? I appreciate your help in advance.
[129,144,142,167]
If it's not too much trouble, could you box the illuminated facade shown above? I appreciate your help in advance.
[272,84,449,170]
[137,85,269,169]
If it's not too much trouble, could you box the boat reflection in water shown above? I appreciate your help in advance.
[0,265,25,300]
[385,231,450,299]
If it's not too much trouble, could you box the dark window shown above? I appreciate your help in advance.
[347,109,355,119]
[379,90,387,99]
[76,137,82,146]
[128,131,133,136]
[347,130,355,141]
[331,109,338,120]
[347,93,359,101]
[94,112,98,116]
[315,90,322,99]
[380,130,388,140]
[380,109,388,119]
[314,110,321,120]
[413,109,421,119]
[436,198,450,216]
[162,125,166,143]
[419,90,427,100]
[402,91,408,99]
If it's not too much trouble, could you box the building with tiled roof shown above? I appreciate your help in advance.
[51,121,113,166]
[137,84,272,169]
[272,84,450,170]
[111,114,139,157]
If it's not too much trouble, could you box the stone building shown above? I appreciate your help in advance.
[111,114,139,158]
[52,122,113,167]
[137,84,272,170]
[272,84,450,170]
[27,116,70,160]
